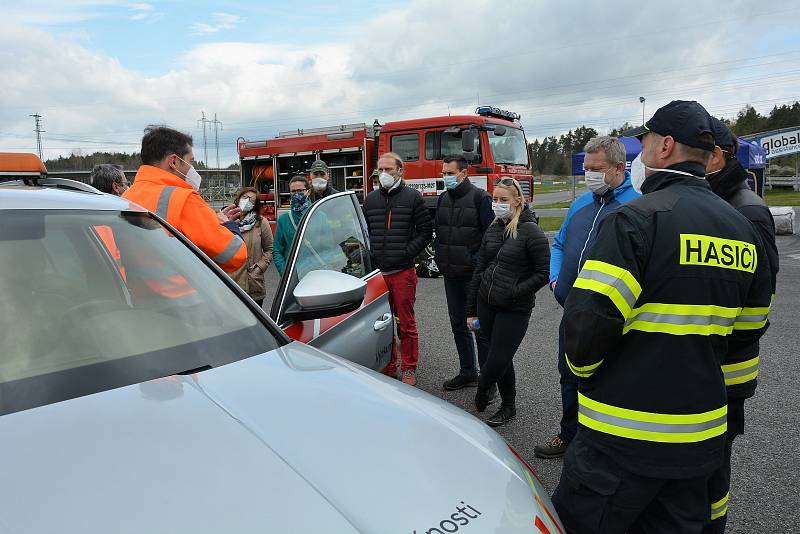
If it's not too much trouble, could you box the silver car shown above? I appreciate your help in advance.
[0,178,563,533]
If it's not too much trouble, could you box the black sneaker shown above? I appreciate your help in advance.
[443,373,479,391]
[487,405,516,427]
[534,435,568,459]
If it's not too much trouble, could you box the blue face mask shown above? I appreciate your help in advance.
[443,175,459,190]
[290,192,309,212]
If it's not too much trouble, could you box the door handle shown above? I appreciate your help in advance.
[373,313,393,331]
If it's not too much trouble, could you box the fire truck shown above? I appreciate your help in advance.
[237,106,534,226]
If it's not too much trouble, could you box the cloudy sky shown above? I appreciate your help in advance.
[2,0,799,165]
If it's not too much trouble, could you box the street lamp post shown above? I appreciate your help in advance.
[639,96,646,124]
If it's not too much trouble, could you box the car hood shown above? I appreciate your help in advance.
[0,342,559,533]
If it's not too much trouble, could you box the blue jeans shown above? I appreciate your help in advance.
[444,276,487,377]
[557,317,579,443]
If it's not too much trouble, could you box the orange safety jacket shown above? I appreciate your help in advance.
[123,165,247,273]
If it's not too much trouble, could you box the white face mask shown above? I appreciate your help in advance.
[491,201,512,219]
[238,197,254,212]
[584,170,611,196]
[175,156,202,191]
[630,152,700,194]
[312,177,327,191]
[379,172,396,189]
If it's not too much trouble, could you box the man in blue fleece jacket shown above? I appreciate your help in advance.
[534,136,640,459]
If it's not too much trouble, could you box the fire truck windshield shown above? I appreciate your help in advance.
[488,127,529,166]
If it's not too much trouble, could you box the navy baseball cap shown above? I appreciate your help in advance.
[709,117,738,150]
[623,100,715,152]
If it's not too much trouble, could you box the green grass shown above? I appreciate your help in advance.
[765,188,800,206]
[537,215,566,232]
[533,182,571,193]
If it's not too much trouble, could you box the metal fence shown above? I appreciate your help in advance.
[46,168,243,207]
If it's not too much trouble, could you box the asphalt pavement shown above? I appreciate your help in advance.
[410,234,800,533]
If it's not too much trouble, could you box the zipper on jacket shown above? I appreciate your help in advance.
[577,197,606,274]
[488,247,501,303]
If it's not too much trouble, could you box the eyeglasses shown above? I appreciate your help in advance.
[290,188,308,193]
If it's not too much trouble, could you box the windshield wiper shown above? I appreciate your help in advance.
[177,365,213,375]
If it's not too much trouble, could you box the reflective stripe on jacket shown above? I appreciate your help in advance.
[123,165,246,273]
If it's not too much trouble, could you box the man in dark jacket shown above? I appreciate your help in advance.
[435,155,493,390]
[308,159,339,202]
[701,118,779,533]
[535,136,640,459]
[552,101,772,532]
[363,152,433,386]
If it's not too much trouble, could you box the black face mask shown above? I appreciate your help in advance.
[705,159,743,196]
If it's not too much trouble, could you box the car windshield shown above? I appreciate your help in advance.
[488,126,529,166]
[0,209,280,415]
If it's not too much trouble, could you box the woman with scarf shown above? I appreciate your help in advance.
[231,187,274,306]
[273,175,313,275]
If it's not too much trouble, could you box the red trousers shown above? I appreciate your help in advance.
[383,267,419,372]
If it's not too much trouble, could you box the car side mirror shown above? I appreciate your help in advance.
[493,125,507,137]
[462,129,477,152]
[285,270,366,321]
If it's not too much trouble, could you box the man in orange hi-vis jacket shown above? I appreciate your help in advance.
[124,126,247,273]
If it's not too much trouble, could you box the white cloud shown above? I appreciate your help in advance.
[1,0,798,164]
[191,12,243,35]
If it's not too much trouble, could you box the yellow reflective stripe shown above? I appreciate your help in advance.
[574,260,641,318]
[710,492,730,520]
[579,393,727,424]
[578,392,727,443]
[565,354,603,378]
[722,356,760,386]
[734,304,771,330]
[623,303,740,336]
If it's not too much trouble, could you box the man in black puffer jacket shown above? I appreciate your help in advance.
[363,152,433,386]
[435,155,493,391]
[466,178,550,426]
[701,118,779,534]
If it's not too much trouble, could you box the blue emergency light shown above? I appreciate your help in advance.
[476,106,521,121]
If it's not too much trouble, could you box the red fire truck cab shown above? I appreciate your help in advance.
[237,106,534,227]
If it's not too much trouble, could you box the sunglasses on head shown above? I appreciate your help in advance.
[495,177,521,193]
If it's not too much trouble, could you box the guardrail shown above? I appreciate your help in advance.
[766,176,800,191]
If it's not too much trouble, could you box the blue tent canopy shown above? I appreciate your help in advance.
[735,138,766,169]
[571,136,767,174]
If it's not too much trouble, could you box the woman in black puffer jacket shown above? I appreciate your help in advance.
[466,178,550,427]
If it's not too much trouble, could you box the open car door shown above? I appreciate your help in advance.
[269,191,393,371]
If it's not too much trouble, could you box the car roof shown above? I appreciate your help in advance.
[0,184,147,212]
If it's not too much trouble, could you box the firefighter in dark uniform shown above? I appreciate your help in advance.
[701,118,779,533]
[551,101,773,533]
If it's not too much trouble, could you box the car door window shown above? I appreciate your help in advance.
[295,196,370,279]
[272,192,372,323]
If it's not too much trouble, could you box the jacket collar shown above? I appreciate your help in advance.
[706,160,749,200]
[133,165,193,189]
[447,177,473,199]
[641,161,710,194]
[380,178,405,196]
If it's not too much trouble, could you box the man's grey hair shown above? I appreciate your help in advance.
[90,164,125,194]
[584,136,626,166]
